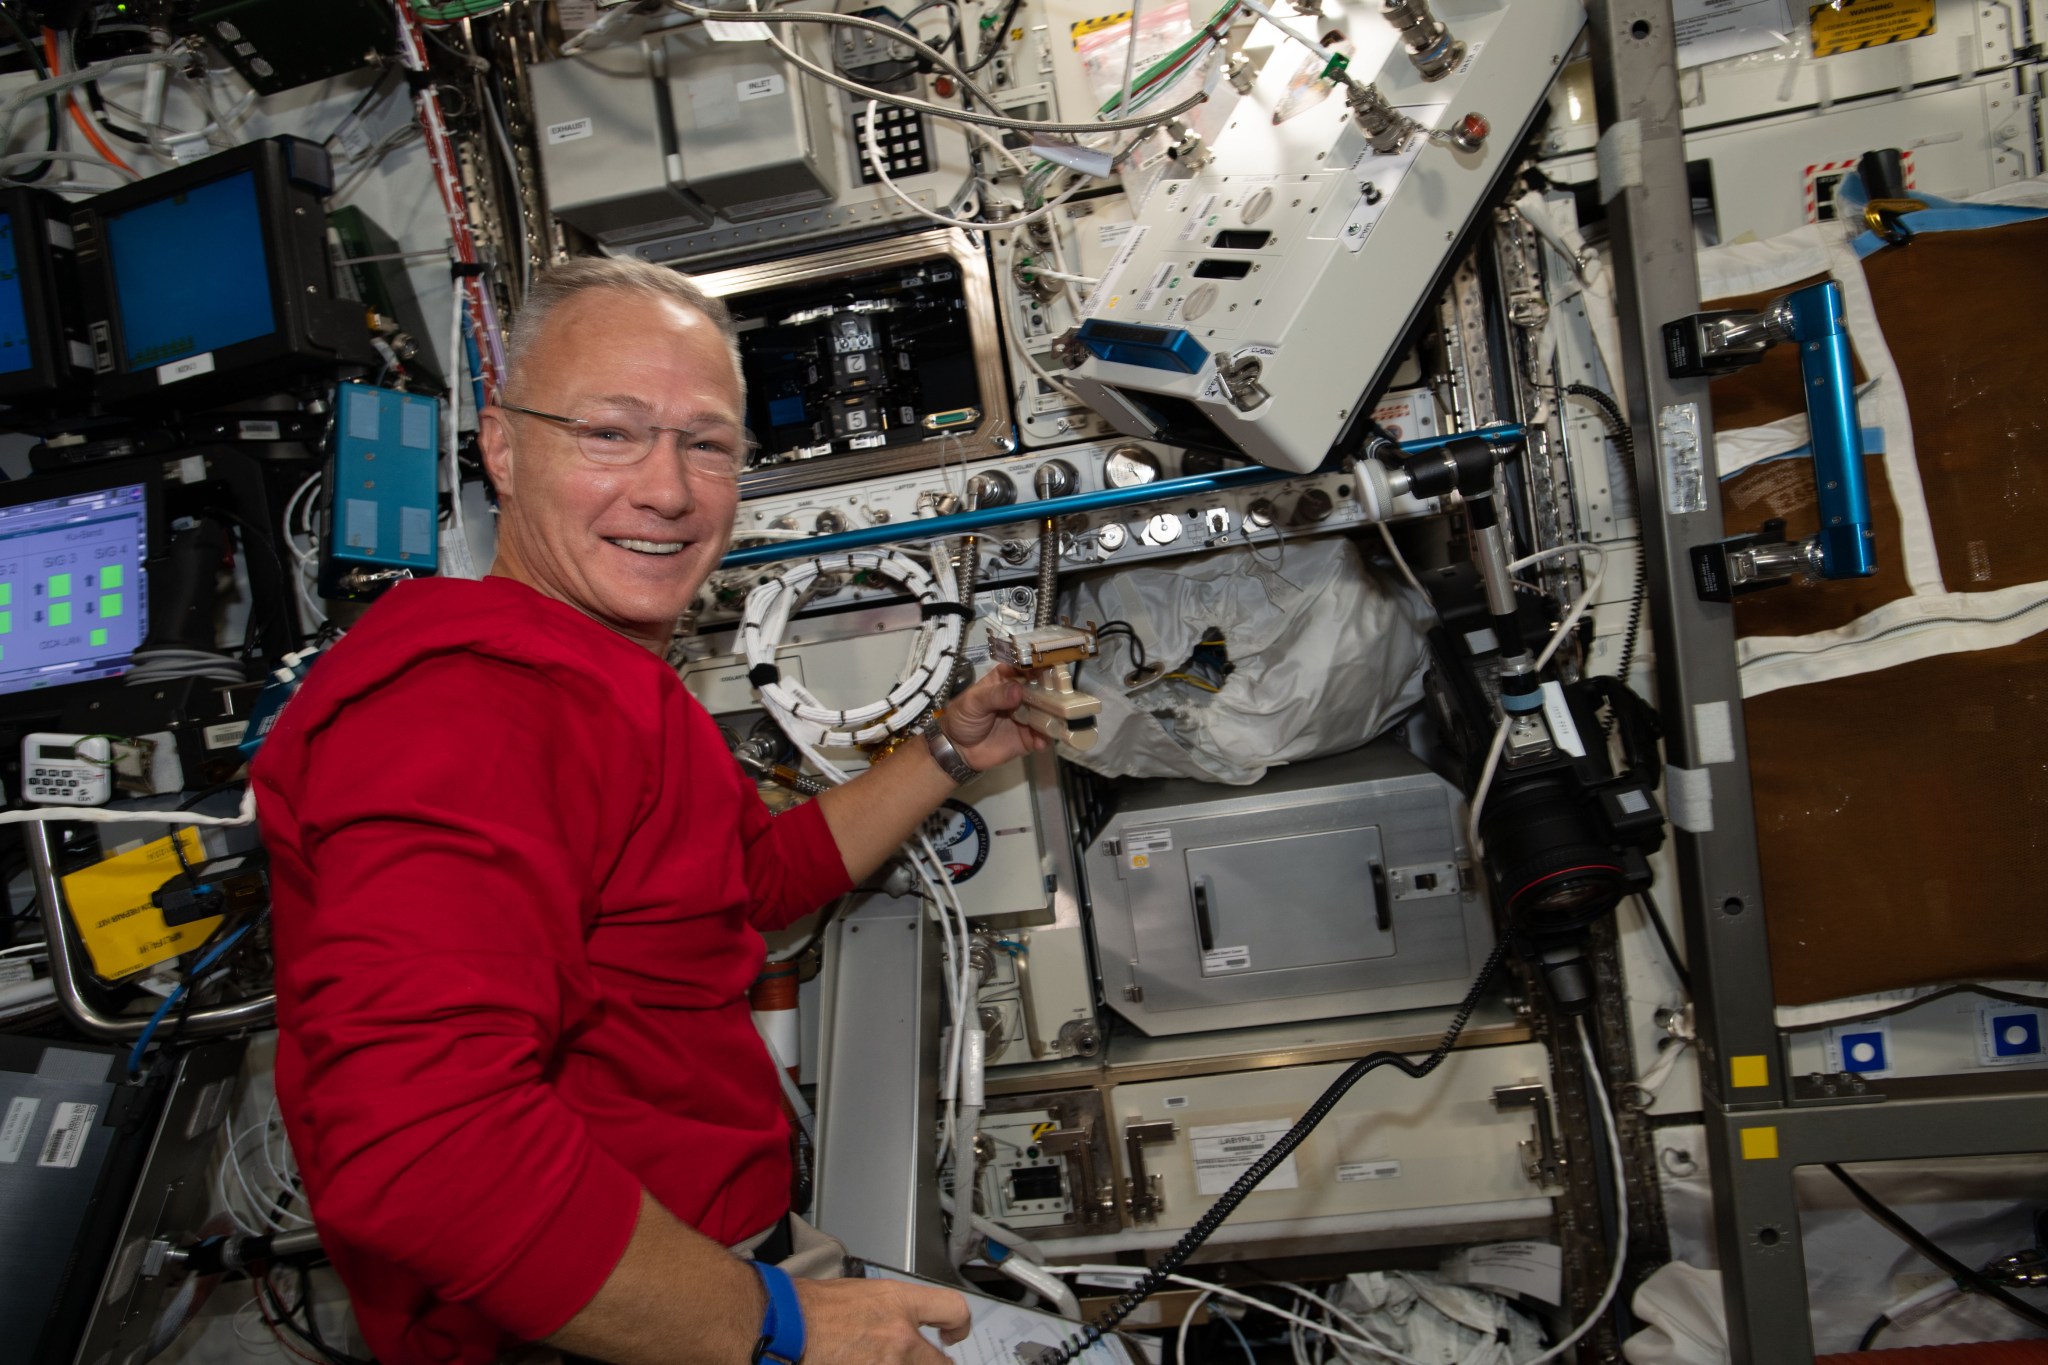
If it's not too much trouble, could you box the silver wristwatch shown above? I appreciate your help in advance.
[922,720,980,785]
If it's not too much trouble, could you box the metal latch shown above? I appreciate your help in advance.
[1491,1082,1562,1186]
[1038,1125,1115,1224]
[1123,1119,1177,1223]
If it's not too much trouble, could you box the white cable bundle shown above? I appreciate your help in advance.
[739,547,964,749]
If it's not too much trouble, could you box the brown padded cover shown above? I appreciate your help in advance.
[1708,223,2048,1005]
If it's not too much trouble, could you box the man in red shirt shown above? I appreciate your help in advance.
[253,259,1047,1365]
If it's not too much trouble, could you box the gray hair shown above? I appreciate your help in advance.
[502,256,745,402]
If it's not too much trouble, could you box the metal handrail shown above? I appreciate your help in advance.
[26,821,274,1042]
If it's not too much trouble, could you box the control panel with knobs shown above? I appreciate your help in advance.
[696,390,1441,625]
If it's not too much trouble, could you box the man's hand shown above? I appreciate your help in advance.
[939,663,1052,773]
[795,1277,974,1365]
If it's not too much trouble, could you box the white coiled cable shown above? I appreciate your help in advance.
[739,548,965,749]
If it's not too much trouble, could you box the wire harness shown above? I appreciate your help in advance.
[739,548,964,749]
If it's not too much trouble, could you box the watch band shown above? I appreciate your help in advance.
[748,1260,806,1365]
[923,720,981,786]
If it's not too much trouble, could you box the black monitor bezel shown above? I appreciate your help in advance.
[74,137,368,409]
[0,187,90,409]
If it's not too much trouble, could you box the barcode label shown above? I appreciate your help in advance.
[37,1101,95,1169]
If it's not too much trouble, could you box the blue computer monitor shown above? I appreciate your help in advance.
[102,170,276,374]
[0,478,149,697]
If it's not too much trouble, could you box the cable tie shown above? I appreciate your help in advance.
[748,664,782,687]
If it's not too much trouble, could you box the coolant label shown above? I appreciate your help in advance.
[1190,1119,1300,1195]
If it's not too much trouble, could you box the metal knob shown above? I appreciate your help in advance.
[968,471,1016,509]
[1293,489,1334,524]
[1033,460,1078,500]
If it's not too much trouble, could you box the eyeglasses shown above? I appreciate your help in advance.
[503,404,758,478]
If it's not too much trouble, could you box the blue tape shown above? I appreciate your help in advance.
[1836,171,2048,258]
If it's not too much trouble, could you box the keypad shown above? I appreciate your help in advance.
[852,105,932,184]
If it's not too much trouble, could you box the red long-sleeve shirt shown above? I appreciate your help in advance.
[251,576,851,1365]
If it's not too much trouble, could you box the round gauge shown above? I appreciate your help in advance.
[1096,522,1129,555]
[923,798,991,883]
[1142,512,1184,546]
[1104,446,1162,488]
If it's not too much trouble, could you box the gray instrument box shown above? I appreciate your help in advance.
[663,29,834,221]
[529,41,709,240]
[1084,742,1492,1035]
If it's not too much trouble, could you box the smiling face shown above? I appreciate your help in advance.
[479,289,744,651]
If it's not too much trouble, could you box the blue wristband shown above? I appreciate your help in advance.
[748,1261,806,1365]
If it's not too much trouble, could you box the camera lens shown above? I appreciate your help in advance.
[1481,774,1629,931]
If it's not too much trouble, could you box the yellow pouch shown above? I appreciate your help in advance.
[62,830,223,981]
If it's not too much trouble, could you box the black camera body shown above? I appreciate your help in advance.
[1418,564,1667,973]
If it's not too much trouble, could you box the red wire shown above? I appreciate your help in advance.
[42,27,137,178]
[252,1279,326,1365]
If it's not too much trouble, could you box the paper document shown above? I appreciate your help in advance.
[860,1264,1138,1365]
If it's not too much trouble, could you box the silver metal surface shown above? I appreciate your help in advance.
[75,1040,249,1365]
[1084,742,1493,1036]
[26,824,274,1042]
[811,895,947,1275]
[693,229,1013,496]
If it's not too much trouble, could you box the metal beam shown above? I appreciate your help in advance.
[1708,1079,2048,1362]
[1579,0,1781,1104]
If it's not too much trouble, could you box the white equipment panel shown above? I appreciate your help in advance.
[1541,0,2023,158]
[1064,0,1583,472]
[1540,71,2037,243]
[1110,1043,1562,1232]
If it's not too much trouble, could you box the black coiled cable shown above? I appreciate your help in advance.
[1040,940,1512,1363]
[1563,384,1647,685]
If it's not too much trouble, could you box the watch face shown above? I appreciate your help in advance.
[924,797,990,882]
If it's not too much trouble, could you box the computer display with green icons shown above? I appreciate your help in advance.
[0,481,147,696]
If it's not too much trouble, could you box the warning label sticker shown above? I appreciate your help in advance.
[1808,0,1935,58]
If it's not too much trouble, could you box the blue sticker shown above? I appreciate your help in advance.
[1990,1013,2042,1058]
[1838,1030,1888,1073]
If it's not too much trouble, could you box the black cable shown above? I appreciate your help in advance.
[1638,891,1689,996]
[295,1263,373,1365]
[1564,384,1646,685]
[1824,1163,2048,1333]
[1856,1312,1891,1351]
[0,3,61,183]
[1044,941,1511,1363]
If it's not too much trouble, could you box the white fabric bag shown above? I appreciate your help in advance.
[1056,537,1430,785]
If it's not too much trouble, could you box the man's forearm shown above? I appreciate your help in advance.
[813,735,957,886]
[547,1190,765,1365]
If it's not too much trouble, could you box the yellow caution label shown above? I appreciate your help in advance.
[1071,9,1133,43]
[63,830,221,981]
[1729,1054,1771,1089]
[1739,1126,1780,1161]
[1808,0,1936,57]
[1030,1121,1058,1141]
